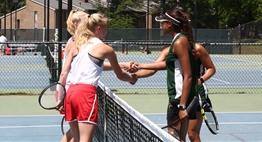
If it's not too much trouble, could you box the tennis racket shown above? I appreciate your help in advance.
[61,116,70,135]
[161,96,199,129]
[198,94,219,135]
[38,82,66,112]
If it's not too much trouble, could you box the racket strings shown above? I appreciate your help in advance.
[205,108,218,133]
[168,127,180,141]
[199,95,219,134]
[39,83,66,110]
[40,89,58,108]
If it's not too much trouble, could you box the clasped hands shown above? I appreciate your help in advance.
[124,62,139,73]
[122,62,140,85]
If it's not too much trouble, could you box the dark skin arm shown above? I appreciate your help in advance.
[135,61,166,70]
[196,43,216,85]
[135,47,169,78]
[173,37,192,121]
[130,48,169,72]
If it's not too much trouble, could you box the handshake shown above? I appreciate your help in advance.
[111,61,165,85]
[121,62,140,85]
[123,62,140,73]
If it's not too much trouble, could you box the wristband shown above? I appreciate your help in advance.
[177,104,186,110]
[200,77,205,84]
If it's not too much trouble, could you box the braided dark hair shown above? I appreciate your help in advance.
[166,9,194,47]
[167,9,199,59]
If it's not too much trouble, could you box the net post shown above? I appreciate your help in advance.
[103,84,107,142]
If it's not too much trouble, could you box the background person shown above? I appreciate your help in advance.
[0,33,7,54]
[59,10,88,142]
[63,10,87,66]
[187,43,216,142]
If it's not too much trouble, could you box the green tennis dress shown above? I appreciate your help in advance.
[166,33,198,106]
[194,43,207,97]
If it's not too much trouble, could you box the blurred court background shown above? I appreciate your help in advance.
[0,46,262,141]
[0,0,262,141]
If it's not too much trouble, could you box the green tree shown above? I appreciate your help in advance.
[151,0,219,28]
[211,0,262,28]
[0,0,26,16]
[92,0,144,28]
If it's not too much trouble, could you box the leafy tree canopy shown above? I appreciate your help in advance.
[0,0,26,16]
[92,0,144,28]
[211,0,262,28]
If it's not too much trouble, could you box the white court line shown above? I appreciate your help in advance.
[211,77,230,84]
[0,112,261,117]
[1,122,261,129]
[213,55,262,65]
[157,121,262,126]
[0,125,60,129]
[0,115,61,117]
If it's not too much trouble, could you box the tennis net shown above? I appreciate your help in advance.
[93,81,177,142]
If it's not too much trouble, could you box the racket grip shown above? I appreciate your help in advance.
[186,96,199,113]
[161,96,199,129]
[56,84,65,101]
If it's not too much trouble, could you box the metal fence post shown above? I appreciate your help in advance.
[239,24,241,54]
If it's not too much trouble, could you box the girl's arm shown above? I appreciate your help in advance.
[58,43,78,86]
[196,43,216,84]
[135,47,169,78]
[103,44,137,84]
[135,61,166,70]
[103,62,132,71]
[136,47,170,78]
[174,37,192,112]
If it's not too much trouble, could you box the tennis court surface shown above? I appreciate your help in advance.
[0,81,262,142]
[0,113,262,141]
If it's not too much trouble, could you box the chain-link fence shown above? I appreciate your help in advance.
[0,41,261,95]
[230,19,262,42]
[1,28,230,42]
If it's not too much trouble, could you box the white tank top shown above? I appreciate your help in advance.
[66,37,103,88]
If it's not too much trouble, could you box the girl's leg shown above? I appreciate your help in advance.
[68,121,79,142]
[60,129,74,142]
[188,112,203,142]
[78,122,97,142]
[180,119,189,142]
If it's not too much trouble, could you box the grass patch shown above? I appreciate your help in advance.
[0,92,38,96]
[232,39,262,54]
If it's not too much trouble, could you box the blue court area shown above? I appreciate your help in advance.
[0,53,261,90]
[0,55,50,89]
[100,54,262,88]
[0,112,262,142]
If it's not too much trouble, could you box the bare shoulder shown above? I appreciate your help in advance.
[97,43,114,52]
[65,41,75,53]
[69,45,78,56]
[195,43,208,53]
[174,36,188,47]
[89,43,115,58]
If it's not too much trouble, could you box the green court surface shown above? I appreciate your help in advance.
[0,93,261,116]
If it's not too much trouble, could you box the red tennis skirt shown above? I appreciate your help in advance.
[64,84,98,124]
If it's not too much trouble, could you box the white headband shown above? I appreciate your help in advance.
[165,13,181,24]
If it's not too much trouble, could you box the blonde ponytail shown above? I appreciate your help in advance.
[74,13,107,50]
